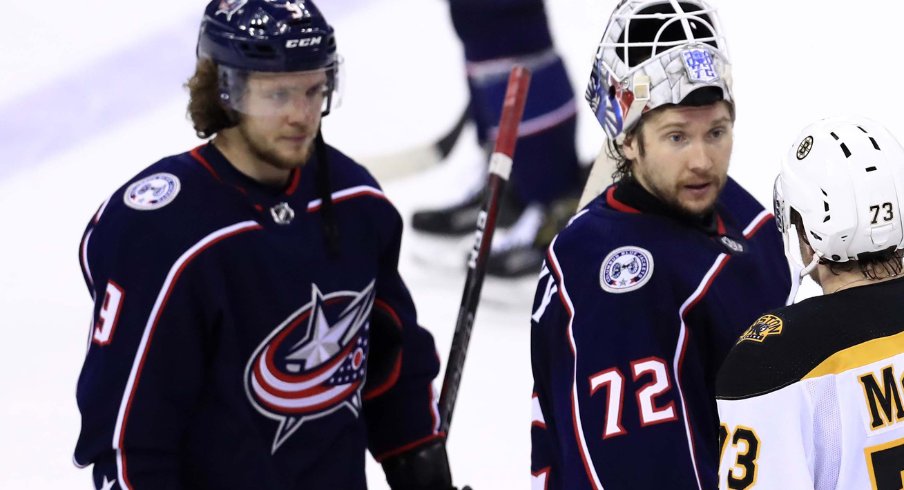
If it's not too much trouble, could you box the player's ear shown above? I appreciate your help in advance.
[622,133,640,161]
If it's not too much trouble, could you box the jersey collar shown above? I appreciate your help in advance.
[191,143,304,199]
[607,177,726,236]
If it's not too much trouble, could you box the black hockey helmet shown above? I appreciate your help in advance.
[197,0,342,116]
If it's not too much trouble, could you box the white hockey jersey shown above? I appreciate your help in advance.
[716,277,904,490]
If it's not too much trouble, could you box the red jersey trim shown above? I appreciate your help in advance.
[362,299,404,401]
[113,220,262,489]
[372,433,447,463]
[605,186,642,214]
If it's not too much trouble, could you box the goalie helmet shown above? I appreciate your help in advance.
[197,0,342,115]
[774,117,904,274]
[586,0,732,143]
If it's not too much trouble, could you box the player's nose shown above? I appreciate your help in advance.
[686,140,714,172]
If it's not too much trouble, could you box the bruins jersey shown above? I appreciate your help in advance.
[716,276,904,490]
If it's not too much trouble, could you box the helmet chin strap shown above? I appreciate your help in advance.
[799,254,819,279]
[785,222,820,279]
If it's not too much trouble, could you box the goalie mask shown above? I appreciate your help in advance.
[586,0,732,143]
[197,0,343,117]
[774,117,904,276]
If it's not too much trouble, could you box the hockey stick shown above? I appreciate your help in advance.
[576,141,618,211]
[359,107,470,181]
[438,66,532,436]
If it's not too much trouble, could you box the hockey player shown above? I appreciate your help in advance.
[73,1,460,489]
[529,1,793,488]
[410,0,583,278]
[717,117,904,489]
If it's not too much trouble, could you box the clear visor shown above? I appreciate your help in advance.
[218,58,344,117]
[772,174,786,234]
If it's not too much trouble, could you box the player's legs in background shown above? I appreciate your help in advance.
[411,0,582,278]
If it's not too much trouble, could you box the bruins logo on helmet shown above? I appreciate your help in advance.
[796,135,814,160]
[738,314,783,343]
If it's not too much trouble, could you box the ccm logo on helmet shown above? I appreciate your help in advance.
[286,37,322,48]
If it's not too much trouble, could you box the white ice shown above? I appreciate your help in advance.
[2,0,903,488]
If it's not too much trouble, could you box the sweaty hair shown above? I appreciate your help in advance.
[186,58,237,139]
[608,87,735,181]
[791,209,904,279]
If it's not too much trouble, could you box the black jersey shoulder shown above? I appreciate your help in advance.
[716,177,769,229]
[324,145,379,186]
[94,150,257,234]
[717,276,904,399]
[84,150,265,283]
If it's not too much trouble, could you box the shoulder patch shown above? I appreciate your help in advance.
[738,314,783,344]
[599,246,654,293]
[123,173,181,211]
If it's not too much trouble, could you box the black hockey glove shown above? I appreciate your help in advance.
[381,439,471,490]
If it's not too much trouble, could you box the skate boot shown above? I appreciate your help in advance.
[486,194,581,278]
[411,184,524,236]
[485,204,546,278]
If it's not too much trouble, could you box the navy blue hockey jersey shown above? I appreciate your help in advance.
[530,178,793,489]
[74,143,443,489]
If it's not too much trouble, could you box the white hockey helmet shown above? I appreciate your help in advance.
[774,116,904,275]
[586,0,733,143]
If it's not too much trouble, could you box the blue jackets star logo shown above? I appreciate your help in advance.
[244,281,375,453]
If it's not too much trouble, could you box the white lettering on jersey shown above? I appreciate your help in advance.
[93,281,125,346]
[531,393,546,428]
[589,368,627,439]
[532,274,558,323]
[588,358,678,439]
[631,357,677,426]
[100,475,117,490]
[531,468,550,490]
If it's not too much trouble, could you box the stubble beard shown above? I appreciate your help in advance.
[647,174,725,220]
[239,123,314,172]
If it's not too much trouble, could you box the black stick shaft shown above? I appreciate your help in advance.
[438,66,531,435]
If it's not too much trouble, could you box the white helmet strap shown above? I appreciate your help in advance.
[617,73,652,144]
[800,254,820,279]
[784,221,820,279]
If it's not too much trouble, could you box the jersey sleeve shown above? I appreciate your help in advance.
[717,384,817,489]
[530,233,708,489]
[362,204,443,461]
[530,263,568,489]
[74,205,259,489]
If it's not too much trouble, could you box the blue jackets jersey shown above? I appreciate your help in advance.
[74,143,442,489]
[530,178,792,489]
